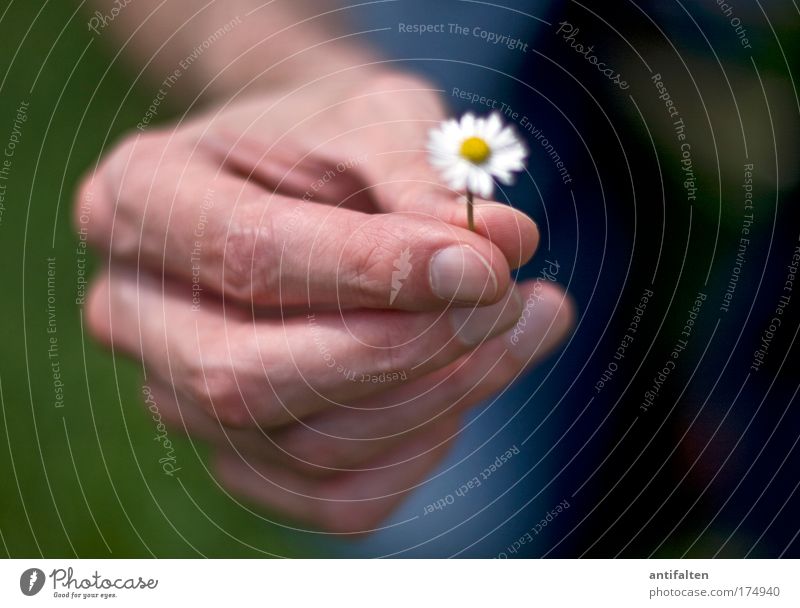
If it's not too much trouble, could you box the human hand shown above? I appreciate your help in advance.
[77,71,574,533]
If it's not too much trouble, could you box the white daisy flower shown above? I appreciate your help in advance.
[427,112,527,200]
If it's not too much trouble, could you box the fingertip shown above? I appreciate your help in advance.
[74,173,114,251]
[503,279,575,363]
[85,273,112,348]
[449,282,523,346]
[427,239,511,307]
[472,203,540,269]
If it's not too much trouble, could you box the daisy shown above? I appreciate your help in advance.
[428,112,527,230]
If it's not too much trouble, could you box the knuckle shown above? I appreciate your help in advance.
[73,171,115,252]
[182,357,252,428]
[342,312,410,376]
[345,218,412,303]
[221,205,278,303]
[73,174,97,232]
[78,131,172,255]
[313,494,383,535]
[279,431,351,471]
[362,72,445,116]
[103,131,168,187]
[85,278,112,348]
[180,334,286,429]
[369,319,408,375]
[348,240,393,302]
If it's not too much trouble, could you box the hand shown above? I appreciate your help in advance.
[77,70,574,533]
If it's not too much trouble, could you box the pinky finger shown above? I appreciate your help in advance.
[212,418,460,535]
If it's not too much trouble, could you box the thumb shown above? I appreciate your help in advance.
[355,125,539,270]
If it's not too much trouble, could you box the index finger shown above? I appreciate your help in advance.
[77,131,515,311]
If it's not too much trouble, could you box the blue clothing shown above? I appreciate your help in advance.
[328,0,576,557]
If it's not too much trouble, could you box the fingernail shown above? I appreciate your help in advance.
[450,287,522,346]
[504,292,573,361]
[430,245,498,303]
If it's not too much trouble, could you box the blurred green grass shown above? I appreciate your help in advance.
[0,0,309,557]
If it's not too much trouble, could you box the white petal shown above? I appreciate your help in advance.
[428,112,526,196]
[484,113,503,140]
[488,166,518,184]
[473,115,489,139]
[477,171,495,198]
[444,162,469,191]
[460,113,477,137]
[430,155,456,169]
[427,134,450,156]
[491,126,519,150]
[441,120,462,145]
[441,118,460,134]
[431,124,457,151]
[465,167,492,198]
[428,143,455,162]
[428,138,454,158]
[493,144,527,167]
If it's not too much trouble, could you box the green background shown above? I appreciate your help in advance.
[0,0,311,558]
[2,0,798,559]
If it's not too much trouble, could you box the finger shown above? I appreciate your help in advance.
[287,279,574,442]
[142,379,460,479]
[300,72,540,269]
[359,152,540,270]
[212,418,459,534]
[201,130,375,212]
[278,278,573,442]
[86,267,524,428]
[129,280,572,475]
[265,280,571,473]
[202,129,539,271]
[77,131,513,310]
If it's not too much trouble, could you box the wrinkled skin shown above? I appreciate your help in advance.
[77,71,574,534]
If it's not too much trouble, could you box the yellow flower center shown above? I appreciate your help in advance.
[459,136,491,164]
